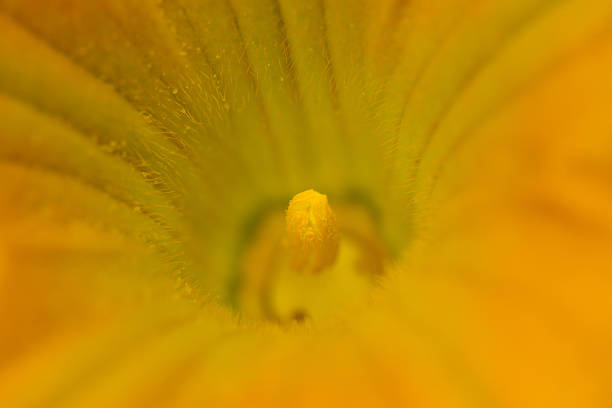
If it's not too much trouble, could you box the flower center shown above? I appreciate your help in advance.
[236,189,387,323]
[285,189,339,274]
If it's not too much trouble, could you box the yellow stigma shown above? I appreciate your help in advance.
[286,189,339,273]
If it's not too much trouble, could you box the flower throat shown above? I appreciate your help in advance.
[237,189,387,324]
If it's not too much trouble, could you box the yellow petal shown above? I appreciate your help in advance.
[1,0,611,406]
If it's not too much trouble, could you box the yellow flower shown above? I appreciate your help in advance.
[1,0,612,406]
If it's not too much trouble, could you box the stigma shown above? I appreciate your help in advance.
[286,189,339,273]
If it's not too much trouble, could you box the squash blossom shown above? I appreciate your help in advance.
[1,0,612,406]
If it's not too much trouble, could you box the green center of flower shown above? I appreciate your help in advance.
[235,189,386,323]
